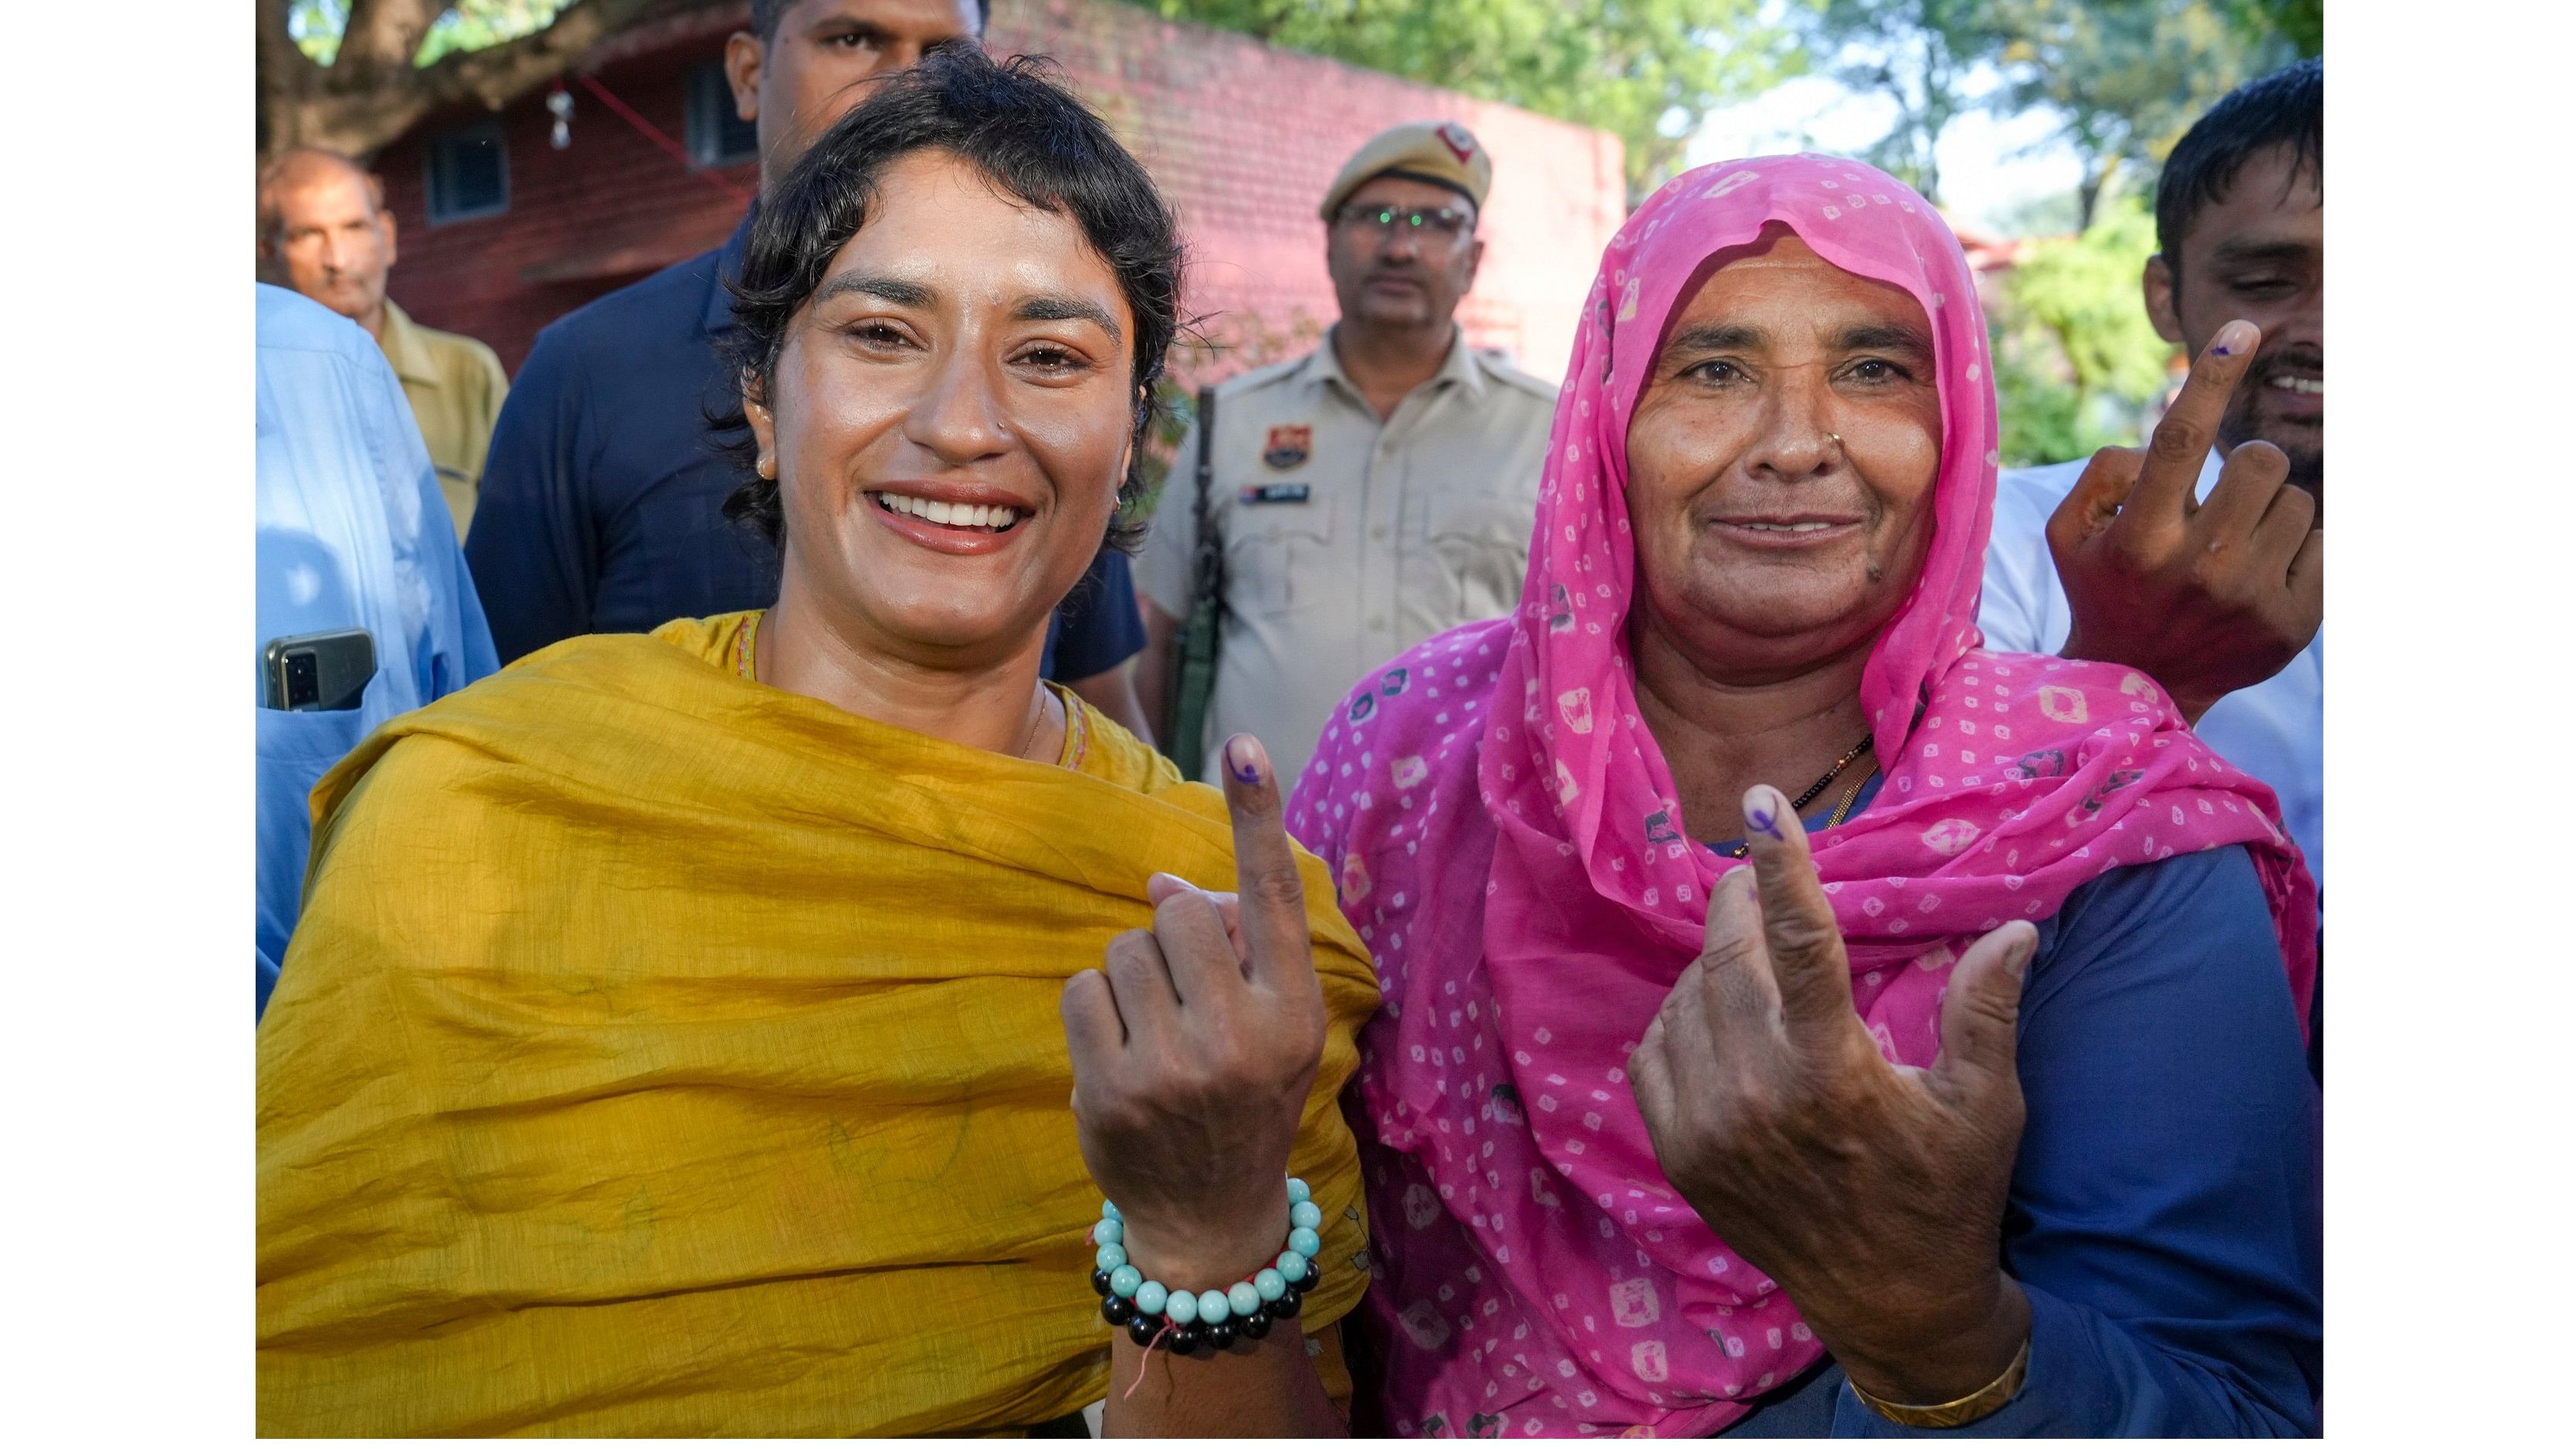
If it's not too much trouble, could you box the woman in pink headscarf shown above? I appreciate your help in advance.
[1061,155,2318,1437]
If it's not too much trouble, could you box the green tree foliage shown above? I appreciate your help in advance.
[2219,0,2322,56]
[1982,0,2298,229]
[1143,1,1802,196]
[1800,1,2304,225]
[1798,0,1997,204]
[1988,190,2176,466]
[1801,1,2318,463]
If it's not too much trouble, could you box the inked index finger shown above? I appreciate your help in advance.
[1738,784,1857,1047]
[1695,865,1788,1052]
[2128,319,2260,525]
[1215,733,1316,994]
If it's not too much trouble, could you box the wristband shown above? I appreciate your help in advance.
[1086,1177,1326,1355]
[1847,1336,2031,1429]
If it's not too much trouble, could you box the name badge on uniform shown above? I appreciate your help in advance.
[1239,484,1311,505]
[1262,425,1312,471]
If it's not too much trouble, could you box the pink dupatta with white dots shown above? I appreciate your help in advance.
[1285,155,2316,1437]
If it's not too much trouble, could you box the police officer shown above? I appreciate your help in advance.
[1137,121,1558,788]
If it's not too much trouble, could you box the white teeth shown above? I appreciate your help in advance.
[2271,377,2323,395]
[1742,521,1834,533]
[873,493,1022,530]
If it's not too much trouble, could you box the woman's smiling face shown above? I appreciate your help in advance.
[747,147,1137,668]
[1624,227,1944,682]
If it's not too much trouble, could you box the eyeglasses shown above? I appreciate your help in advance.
[1334,202,1474,245]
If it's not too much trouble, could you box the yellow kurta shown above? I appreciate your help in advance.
[256,614,1380,1436]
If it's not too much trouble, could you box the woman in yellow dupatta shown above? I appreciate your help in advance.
[256,52,1376,1437]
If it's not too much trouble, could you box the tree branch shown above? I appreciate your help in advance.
[422,0,666,111]
[270,0,667,163]
[340,0,449,71]
[256,0,324,158]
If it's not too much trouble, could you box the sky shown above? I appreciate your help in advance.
[1686,69,2088,239]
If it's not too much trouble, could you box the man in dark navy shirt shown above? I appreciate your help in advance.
[466,0,1152,733]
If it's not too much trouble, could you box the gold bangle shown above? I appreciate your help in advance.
[1846,1336,2031,1429]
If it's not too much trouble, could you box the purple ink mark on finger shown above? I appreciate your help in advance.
[1222,734,1265,784]
[1747,805,1783,841]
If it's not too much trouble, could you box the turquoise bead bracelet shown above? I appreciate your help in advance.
[1086,1176,1326,1355]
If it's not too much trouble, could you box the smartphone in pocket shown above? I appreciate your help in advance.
[263,628,375,712]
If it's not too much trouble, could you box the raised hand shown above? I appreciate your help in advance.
[1060,733,1330,1290]
[1628,785,2040,1407]
[2046,318,2323,723]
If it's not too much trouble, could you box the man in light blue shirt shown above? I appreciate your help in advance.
[258,284,497,1018]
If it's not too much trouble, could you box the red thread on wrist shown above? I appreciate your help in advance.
[1123,1320,1173,1400]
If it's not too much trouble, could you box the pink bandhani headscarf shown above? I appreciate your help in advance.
[1286,154,2317,1438]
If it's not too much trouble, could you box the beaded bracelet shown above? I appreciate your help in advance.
[1086,1176,1327,1355]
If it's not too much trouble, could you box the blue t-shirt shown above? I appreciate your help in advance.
[1711,777,2320,1436]
[257,285,499,1017]
[463,210,1144,679]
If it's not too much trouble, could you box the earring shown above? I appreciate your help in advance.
[758,457,776,480]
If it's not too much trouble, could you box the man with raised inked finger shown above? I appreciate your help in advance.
[1980,59,2323,940]
[1076,156,2320,1437]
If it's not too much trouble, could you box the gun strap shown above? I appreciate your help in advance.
[1191,386,1219,587]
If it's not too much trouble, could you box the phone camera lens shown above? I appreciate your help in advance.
[285,651,321,709]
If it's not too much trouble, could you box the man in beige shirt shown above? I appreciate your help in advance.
[258,148,509,540]
[1137,122,1558,789]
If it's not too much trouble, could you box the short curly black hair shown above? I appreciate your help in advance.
[713,46,1180,556]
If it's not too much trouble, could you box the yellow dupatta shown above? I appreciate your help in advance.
[256,614,1380,1436]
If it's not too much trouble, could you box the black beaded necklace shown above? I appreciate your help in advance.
[1727,730,1878,859]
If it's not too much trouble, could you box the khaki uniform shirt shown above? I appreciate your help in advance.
[378,300,509,540]
[1140,328,1557,787]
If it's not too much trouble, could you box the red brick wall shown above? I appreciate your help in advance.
[375,5,757,372]
[379,0,1625,387]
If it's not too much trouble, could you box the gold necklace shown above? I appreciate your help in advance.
[1019,687,1055,760]
[1822,764,1875,828]
[1729,731,1876,859]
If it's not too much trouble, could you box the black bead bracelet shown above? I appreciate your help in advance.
[1102,1258,1322,1354]
[1087,1180,1330,1356]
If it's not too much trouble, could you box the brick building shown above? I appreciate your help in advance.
[373,0,1626,388]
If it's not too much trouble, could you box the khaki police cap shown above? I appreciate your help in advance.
[1319,120,1493,222]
